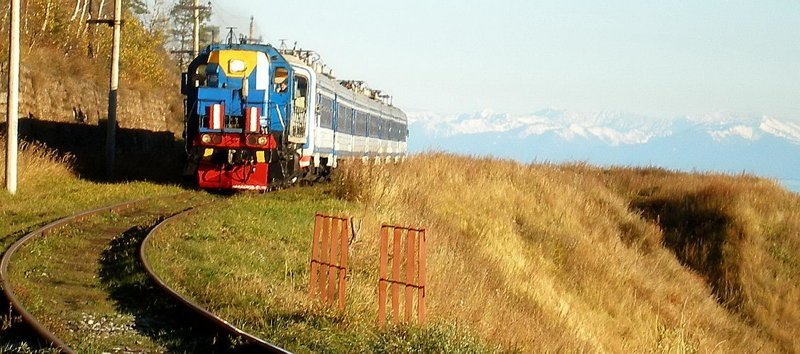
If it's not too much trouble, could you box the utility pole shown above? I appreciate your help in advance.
[248,16,255,44]
[106,0,122,179]
[5,0,20,194]
[172,1,211,65]
[193,0,200,56]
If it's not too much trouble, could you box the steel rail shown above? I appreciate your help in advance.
[0,198,146,354]
[140,208,290,353]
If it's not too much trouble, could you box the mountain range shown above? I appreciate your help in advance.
[407,109,800,191]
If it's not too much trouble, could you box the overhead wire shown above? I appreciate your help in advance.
[208,0,248,30]
[206,0,273,44]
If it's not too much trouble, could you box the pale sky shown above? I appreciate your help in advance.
[209,0,800,119]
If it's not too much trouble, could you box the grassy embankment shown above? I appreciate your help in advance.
[146,153,800,353]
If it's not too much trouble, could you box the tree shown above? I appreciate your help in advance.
[167,0,217,67]
[124,0,148,16]
[141,0,170,35]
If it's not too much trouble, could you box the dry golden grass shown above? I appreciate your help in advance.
[582,166,800,352]
[333,153,799,352]
[0,136,74,186]
[0,135,185,249]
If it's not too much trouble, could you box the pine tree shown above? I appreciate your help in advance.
[167,0,218,67]
[124,0,148,16]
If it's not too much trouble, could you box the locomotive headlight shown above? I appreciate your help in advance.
[201,134,212,144]
[228,59,246,73]
[257,136,268,145]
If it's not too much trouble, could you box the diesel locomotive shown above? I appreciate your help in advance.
[181,43,408,191]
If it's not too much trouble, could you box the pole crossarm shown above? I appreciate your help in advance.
[174,5,211,10]
[86,19,125,27]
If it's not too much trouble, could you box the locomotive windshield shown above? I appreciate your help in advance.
[194,64,207,86]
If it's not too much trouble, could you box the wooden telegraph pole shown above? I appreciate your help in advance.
[5,0,20,194]
[248,16,255,44]
[106,0,122,179]
[193,0,200,57]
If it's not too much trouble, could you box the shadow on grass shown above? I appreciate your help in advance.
[0,315,60,354]
[98,222,258,353]
[632,188,744,310]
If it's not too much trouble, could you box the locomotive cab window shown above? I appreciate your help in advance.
[273,67,289,93]
[193,64,207,87]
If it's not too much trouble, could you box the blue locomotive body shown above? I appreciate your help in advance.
[182,43,407,190]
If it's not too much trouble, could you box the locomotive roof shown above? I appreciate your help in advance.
[199,44,405,121]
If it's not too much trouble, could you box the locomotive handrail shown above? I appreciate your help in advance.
[273,102,287,131]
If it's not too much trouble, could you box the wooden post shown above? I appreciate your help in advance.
[378,227,389,326]
[405,230,416,323]
[338,218,349,311]
[391,227,402,320]
[418,230,427,324]
[308,214,322,298]
[327,219,340,305]
[192,0,200,57]
[318,216,330,298]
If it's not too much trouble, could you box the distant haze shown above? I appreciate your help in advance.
[211,1,800,120]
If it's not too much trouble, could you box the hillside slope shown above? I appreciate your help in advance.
[0,0,182,133]
[336,153,799,352]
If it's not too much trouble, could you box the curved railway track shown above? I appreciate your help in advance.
[0,195,289,353]
[1,199,143,353]
[140,207,289,354]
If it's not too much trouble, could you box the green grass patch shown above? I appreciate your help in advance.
[146,186,496,353]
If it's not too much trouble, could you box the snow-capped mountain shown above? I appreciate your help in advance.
[407,109,800,189]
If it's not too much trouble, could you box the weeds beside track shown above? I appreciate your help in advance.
[140,207,290,353]
[0,194,223,353]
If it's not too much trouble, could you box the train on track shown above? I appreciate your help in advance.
[181,42,408,191]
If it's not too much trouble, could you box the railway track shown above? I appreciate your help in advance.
[0,194,288,353]
[140,208,289,354]
[1,198,151,353]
